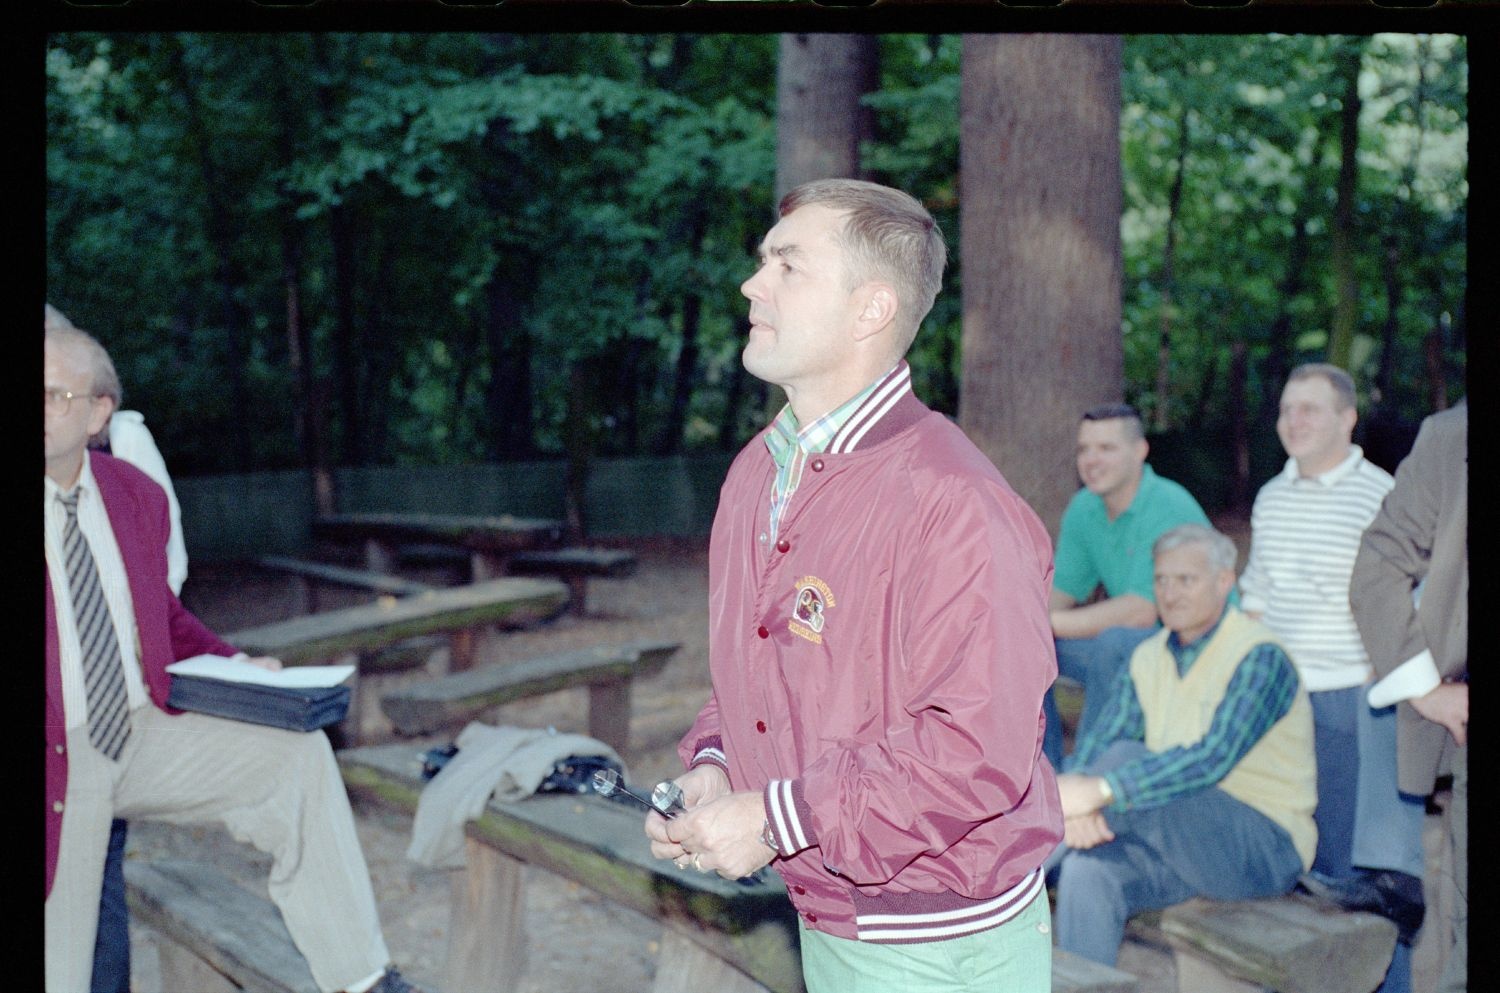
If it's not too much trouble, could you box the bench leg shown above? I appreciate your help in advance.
[449,629,477,672]
[651,929,773,993]
[445,838,527,993]
[588,680,633,754]
[566,575,589,616]
[155,936,241,993]
[364,538,396,575]
[1172,950,1269,993]
[471,551,502,582]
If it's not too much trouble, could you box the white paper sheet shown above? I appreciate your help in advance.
[166,654,355,688]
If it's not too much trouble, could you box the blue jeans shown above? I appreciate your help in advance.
[91,819,131,993]
[1307,687,1426,880]
[1052,741,1303,966]
[1042,626,1157,769]
[1307,687,1426,993]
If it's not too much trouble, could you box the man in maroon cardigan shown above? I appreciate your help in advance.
[45,324,424,993]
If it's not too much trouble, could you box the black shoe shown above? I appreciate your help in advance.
[1297,870,1425,943]
[366,968,429,993]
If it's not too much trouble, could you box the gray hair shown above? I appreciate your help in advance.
[1153,523,1238,574]
[779,178,947,352]
[45,322,122,449]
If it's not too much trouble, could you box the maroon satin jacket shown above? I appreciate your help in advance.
[682,371,1063,943]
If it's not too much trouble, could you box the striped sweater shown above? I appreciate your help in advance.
[1238,446,1394,692]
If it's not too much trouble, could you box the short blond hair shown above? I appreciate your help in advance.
[779,179,947,353]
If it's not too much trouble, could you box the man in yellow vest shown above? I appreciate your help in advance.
[1048,523,1317,966]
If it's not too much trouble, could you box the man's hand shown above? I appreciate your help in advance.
[1411,681,1468,746]
[662,790,778,881]
[1055,773,1112,818]
[644,766,776,880]
[644,764,731,862]
[1063,811,1114,851]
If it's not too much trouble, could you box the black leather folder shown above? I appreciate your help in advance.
[167,675,351,732]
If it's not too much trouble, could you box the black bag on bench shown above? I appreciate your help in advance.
[168,675,351,732]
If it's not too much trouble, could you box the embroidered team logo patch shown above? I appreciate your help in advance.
[789,576,836,644]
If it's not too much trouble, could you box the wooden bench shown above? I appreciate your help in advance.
[506,547,639,615]
[315,512,564,581]
[338,744,1138,993]
[381,638,680,754]
[252,554,435,614]
[1127,894,1397,993]
[228,577,569,744]
[124,859,318,993]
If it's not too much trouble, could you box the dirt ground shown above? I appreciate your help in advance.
[121,525,1451,992]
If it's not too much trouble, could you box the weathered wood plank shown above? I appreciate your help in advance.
[1052,948,1141,993]
[315,512,563,554]
[1156,894,1397,993]
[446,838,527,993]
[379,639,680,740]
[508,547,639,578]
[339,742,806,993]
[124,860,319,993]
[227,577,569,664]
[253,555,436,597]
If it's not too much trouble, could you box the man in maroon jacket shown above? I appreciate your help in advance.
[643,180,1061,993]
[45,323,423,993]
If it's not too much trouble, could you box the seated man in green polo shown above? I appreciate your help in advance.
[1043,403,1214,766]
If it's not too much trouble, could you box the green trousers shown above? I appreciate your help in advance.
[798,890,1052,993]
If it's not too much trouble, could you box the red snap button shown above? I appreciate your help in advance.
[806,913,818,923]
[757,626,770,639]
[756,720,767,733]
[794,885,806,895]
[810,459,825,472]
[776,538,790,553]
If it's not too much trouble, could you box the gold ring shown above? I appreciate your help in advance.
[692,853,703,871]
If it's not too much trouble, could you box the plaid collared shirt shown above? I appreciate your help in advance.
[763,364,905,544]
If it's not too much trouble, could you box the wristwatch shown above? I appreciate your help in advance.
[760,818,781,855]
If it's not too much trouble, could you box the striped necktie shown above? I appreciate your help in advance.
[58,490,132,760]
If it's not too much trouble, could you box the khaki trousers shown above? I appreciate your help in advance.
[44,705,390,993]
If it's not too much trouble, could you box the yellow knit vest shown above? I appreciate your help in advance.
[1130,608,1318,870]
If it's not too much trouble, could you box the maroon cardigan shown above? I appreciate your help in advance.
[45,453,237,897]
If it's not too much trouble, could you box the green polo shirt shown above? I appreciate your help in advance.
[1053,464,1212,604]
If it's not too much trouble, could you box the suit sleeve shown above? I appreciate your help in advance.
[1350,418,1440,678]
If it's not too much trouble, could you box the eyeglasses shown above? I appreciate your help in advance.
[44,388,100,416]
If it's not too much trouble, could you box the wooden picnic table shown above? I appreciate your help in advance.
[226,577,569,667]
[225,577,569,744]
[313,512,564,580]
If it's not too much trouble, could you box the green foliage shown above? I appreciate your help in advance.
[46,32,1466,485]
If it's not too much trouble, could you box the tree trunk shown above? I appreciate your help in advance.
[271,48,334,514]
[483,272,534,460]
[328,203,363,465]
[1227,341,1251,513]
[775,34,879,203]
[1260,141,1324,438]
[958,34,1124,536]
[1153,105,1191,433]
[1327,38,1366,371]
[169,39,254,472]
[658,209,709,455]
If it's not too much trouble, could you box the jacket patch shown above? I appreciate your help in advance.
[789,576,836,644]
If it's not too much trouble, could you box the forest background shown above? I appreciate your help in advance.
[45,31,1468,535]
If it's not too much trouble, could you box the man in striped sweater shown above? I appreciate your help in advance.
[1239,364,1426,991]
